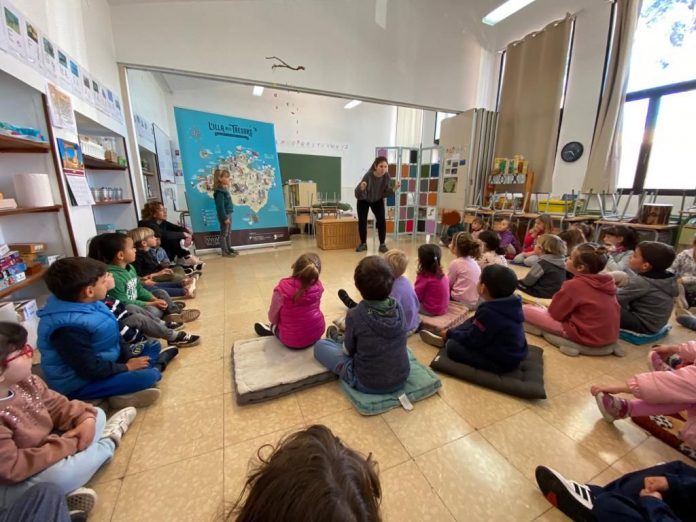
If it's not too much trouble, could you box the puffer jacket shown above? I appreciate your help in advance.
[268,277,325,348]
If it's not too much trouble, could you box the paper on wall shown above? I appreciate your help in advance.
[68,58,81,94]
[23,18,41,70]
[46,82,77,137]
[2,2,25,58]
[56,48,71,88]
[40,35,56,79]
[81,72,92,103]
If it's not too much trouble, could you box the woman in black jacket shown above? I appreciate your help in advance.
[354,156,394,253]
[139,201,201,266]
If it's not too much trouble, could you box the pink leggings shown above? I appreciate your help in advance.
[522,305,566,337]
[628,400,694,416]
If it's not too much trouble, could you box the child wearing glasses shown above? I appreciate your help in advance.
[0,322,135,511]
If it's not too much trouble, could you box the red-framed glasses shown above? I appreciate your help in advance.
[1,344,34,368]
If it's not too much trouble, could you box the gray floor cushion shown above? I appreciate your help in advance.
[430,345,546,399]
[543,332,625,357]
[231,337,334,405]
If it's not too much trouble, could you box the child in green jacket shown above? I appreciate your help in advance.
[213,169,238,257]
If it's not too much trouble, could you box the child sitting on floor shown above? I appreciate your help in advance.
[493,218,521,257]
[254,253,325,349]
[448,232,482,309]
[477,230,508,269]
[420,265,527,373]
[37,258,162,408]
[0,322,137,508]
[152,233,200,277]
[517,234,567,299]
[591,340,696,449]
[469,216,485,240]
[671,234,696,330]
[414,244,449,316]
[617,241,678,334]
[523,243,620,348]
[601,225,638,273]
[558,228,585,256]
[229,425,381,521]
[513,214,554,266]
[315,256,409,394]
[439,209,465,247]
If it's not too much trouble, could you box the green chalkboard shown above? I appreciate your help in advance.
[278,153,341,199]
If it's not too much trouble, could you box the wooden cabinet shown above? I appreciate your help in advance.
[284,181,317,208]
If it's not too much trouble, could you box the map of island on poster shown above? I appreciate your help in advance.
[174,107,289,249]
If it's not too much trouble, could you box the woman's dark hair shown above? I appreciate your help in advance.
[291,253,322,302]
[370,156,389,171]
[452,232,481,259]
[45,257,107,301]
[229,425,382,522]
[571,243,610,274]
[417,244,444,278]
[141,201,164,220]
[480,265,518,299]
[637,241,675,272]
[87,232,129,264]
[0,322,28,363]
[354,256,394,300]
[601,225,638,251]
[478,230,505,255]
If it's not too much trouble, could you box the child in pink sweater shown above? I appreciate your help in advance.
[414,244,449,316]
[591,340,696,448]
[447,232,481,309]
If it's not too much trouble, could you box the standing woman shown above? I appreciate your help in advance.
[139,201,202,267]
[355,156,394,253]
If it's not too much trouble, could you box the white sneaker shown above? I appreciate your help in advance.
[535,466,594,522]
[66,487,97,514]
[108,387,160,410]
[101,407,137,447]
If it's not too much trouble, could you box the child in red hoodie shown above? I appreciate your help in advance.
[523,243,620,347]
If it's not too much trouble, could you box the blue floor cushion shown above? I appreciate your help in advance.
[340,349,442,415]
[430,345,546,400]
[619,325,671,345]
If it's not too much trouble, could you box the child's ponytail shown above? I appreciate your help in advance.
[291,253,322,302]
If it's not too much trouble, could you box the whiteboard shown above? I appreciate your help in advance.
[153,123,175,183]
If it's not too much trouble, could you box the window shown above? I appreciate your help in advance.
[434,112,456,143]
[619,0,696,194]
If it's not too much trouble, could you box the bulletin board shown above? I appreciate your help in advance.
[153,123,176,183]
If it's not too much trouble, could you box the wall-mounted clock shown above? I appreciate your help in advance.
[561,141,584,162]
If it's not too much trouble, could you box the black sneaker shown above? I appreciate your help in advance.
[254,322,274,337]
[378,243,389,253]
[169,332,201,348]
[534,466,594,522]
[338,289,358,309]
[156,347,179,371]
[326,325,341,341]
[165,321,184,331]
[355,243,367,252]
[228,248,240,257]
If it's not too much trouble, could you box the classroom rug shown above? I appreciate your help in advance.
[631,412,696,462]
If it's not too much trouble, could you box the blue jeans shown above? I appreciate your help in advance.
[150,282,186,298]
[0,483,71,522]
[314,339,403,394]
[70,341,161,400]
[0,409,115,507]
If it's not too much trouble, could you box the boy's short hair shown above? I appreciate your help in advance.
[87,233,128,264]
[537,234,567,257]
[602,225,638,251]
[128,227,155,246]
[0,322,28,363]
[45,257,108,302]
[637,241,675,272]
[480,265,518,299]
[354,256,394,300]
[383,249,408,278]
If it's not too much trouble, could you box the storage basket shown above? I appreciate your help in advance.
[316,218,359,250]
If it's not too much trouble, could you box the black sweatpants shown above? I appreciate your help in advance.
[357,199,386,244]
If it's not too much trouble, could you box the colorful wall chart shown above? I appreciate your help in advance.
[174,107,289,249]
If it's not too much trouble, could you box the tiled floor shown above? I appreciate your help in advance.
[88,235,695,521]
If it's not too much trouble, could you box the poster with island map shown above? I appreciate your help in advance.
[174,107,290,249]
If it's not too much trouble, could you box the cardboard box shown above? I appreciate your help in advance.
[9,243,46,254]
[14,299,38,322]
[37,254,61,266]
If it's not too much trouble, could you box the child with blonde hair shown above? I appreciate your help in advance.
[448,232,482,308]
[514,214,554,266]
[255,253,325,349]
[213,169,238,257]
[517,234,567,298]
[384,249,420,334]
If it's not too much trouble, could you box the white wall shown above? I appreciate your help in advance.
[126,69,173,137]
[109,0,495,111]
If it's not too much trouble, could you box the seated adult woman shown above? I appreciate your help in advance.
[138,202,201,266]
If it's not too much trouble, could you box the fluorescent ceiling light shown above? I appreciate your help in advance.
[344,100,362,109]
[482,0,536,26]
[252,86,264,96]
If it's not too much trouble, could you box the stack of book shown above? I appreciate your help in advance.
[0,244,27,292]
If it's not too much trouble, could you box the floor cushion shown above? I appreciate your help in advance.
[231,337,334,405]
[619,325,672,345]
[419,301,472,333]
[542,332,625,357]
[340,349,442,415]
[632,412,696,462]
[515,290,553,308]
[430,345,546,400]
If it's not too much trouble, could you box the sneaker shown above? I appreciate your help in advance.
[338,289,358,309]
[676,314,696,331]
[647,350,671,372]
[228,248,239,257]
[193,262,205,272]
[355,243,367,252]
[156,347,179,370]
[172,309,200,323]
[101,407,137,447]
[70,511,88,522]
[332,315,346,331]
[66,488,97,515]
[185,278,197,298]
[254,322,274,337]
[420,330,445,348]
[534,466,594,522]
[169,332,201,348]
[108,387,161,409]
[165,321,184,331]
[222,250,236,257]
[326,325,341,341]
[164,312,183,323]
[595,392,629,422]
[378,243,389,253]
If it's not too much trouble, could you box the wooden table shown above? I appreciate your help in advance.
[593,220,679,243]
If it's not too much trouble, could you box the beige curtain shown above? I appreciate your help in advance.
[495,16,572,192]
[395,107,424,147]
[583,0,642,192]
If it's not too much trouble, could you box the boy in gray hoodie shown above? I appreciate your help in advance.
[618,241,677,334]
[517,234,568,299]
[314,256,409,394]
